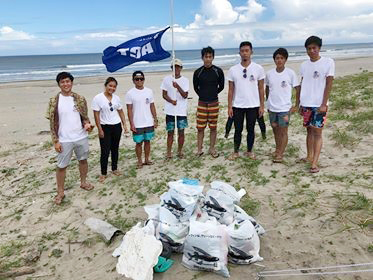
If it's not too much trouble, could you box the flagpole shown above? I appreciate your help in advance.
[170,0,175,78]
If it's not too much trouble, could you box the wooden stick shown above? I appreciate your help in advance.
[0,267,35,278]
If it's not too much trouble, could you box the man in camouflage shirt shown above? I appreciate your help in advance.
[46,72,94,205]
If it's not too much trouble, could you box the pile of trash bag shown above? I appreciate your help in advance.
[114,179,265,279]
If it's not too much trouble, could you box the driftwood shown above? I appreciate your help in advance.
[0,267,35,278]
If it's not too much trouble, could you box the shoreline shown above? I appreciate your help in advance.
[1,55,373,88]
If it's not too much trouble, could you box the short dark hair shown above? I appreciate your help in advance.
[305,36,322,48]
[104,77,117,86]
[132,71,144,80]
[273,48,289,60]
[56,72,74,84]
[201,46,214,58]
[239,41,252,50]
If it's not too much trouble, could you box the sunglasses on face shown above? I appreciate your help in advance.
[134,77,144,81]
[109,102,114,111]
[243,68,247,78]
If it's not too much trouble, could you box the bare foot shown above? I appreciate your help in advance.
[54,193,65,205]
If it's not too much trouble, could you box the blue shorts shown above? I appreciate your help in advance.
[133,126,155,143]
[269,111,290,127]
[166,115,188,132]
[301,107,327,128]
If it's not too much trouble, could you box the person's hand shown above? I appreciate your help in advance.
[124,129,130,137]
[172,100,177,106]
[318,104,328,113]
[98,128,104,139]
[84,123,94,132]
[290,106,297,114]
[54,142,62,153]
[130,124,137,133]
[259,106,265,117]
[228,107,233,118]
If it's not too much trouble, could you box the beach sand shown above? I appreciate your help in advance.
[0,56,372,279]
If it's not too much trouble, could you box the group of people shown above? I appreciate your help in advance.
[47,35,334,205]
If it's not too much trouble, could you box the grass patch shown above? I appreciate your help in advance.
[330,128,359,147]
[240,196,261,216]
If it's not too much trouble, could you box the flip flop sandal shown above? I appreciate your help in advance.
[243,151,256,160]
[228,153,239,161]
[196,152,204,157]
[209,151,220,158]
[80,183,94,191]
[144,161,154,165]
[177,153,184,159]
[54,194,65,205]
[310,167,320,173]
[112,170,122,176]
[272,157,283,163]
[99,175,107,183]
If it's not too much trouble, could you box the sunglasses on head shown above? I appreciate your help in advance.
[134,77,144,81]
[243,68,247,79]
[108,102,113,111]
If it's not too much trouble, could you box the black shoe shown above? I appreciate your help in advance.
[261,133,266,140]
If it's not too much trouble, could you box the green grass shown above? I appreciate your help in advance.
[330,128,360,147]
[240,196,261,216]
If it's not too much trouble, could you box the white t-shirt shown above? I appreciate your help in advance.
[300,57,335,107]
[265,68,300,112]
[58,94,88,143]
[227,62,265,108]
[160,75,189,116]
[125,87,154,128]
[91,92,122,125]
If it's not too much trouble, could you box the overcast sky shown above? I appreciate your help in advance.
[1,0,373,55]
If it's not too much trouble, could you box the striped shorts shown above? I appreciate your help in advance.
[196,100,219,129]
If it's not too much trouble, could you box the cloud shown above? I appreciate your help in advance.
[0,26,34,41]
[187,0,265,28]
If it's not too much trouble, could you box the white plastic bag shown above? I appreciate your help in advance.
[202,181,246,225]
[227,220,263,264]
[160,180,204,222]
[158,206,189,252]
[182,216,230,277]
[234,205,265,236]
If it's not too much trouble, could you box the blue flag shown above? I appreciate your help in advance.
[102,27,170,72]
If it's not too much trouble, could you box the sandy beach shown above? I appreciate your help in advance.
[0,56,372,279]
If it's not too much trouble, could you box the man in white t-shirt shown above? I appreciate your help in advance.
[46,72,94,205]
[161,59,189,159]
[126,71,158,169]
[297,36,335,173]
[227,41,265,160]
[265,48,300,163]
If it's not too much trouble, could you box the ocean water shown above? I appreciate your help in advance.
[0,43,372,83]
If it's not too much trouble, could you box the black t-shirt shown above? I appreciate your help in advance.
[193,65,225,102]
